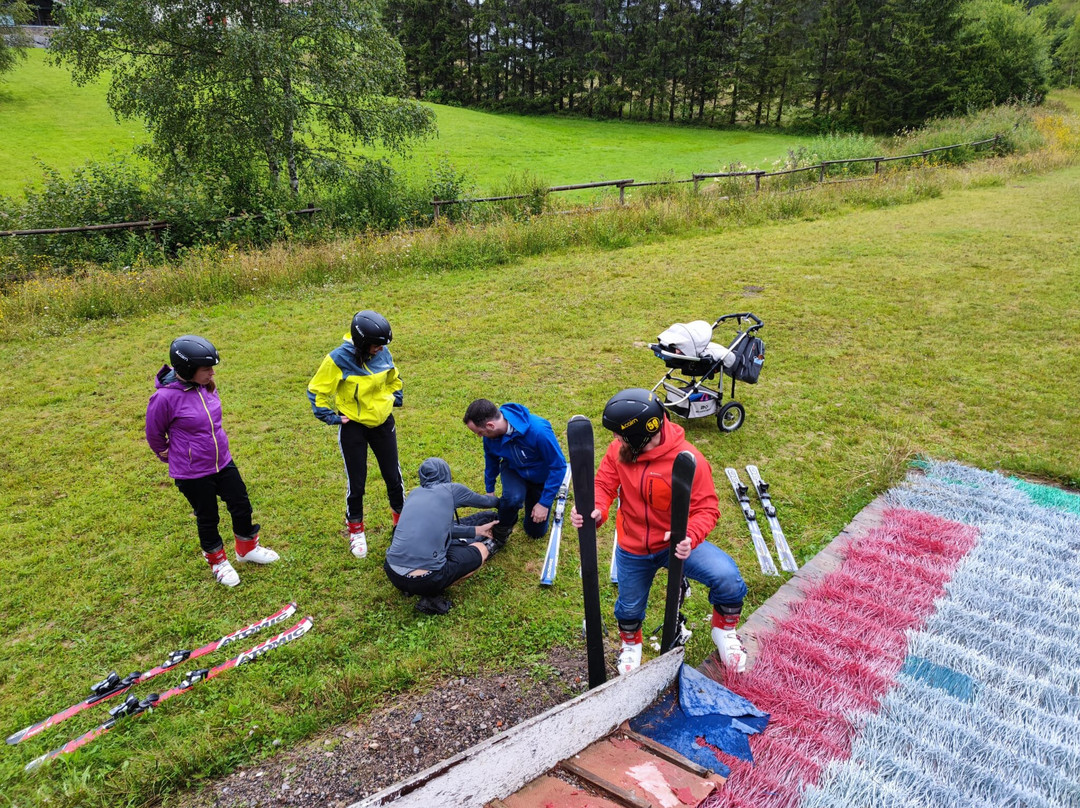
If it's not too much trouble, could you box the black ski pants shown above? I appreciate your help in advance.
[174,461,257,554]
[338,415,405,523]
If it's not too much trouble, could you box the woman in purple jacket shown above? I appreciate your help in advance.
[145,335,279,587]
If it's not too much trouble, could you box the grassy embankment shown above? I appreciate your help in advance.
[0,118,1078,806]
[0,49,803,200]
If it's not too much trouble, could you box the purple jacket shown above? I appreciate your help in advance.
[145,366,233,479]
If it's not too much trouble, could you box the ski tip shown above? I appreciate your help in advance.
[6,729,26,745]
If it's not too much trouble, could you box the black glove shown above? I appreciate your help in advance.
[393,390,403,407]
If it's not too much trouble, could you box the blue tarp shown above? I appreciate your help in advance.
[627,664,770,775]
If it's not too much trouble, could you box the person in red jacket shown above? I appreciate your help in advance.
[571,388,748,674]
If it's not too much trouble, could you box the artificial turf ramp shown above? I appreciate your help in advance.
[700,461,1080,807]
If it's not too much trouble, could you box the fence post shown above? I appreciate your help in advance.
[755,172,762,192]
[618,182,626,205]
[819,163,826,183]
[432,200,441,222]
[874,159,881,175]
[693,174,700,193]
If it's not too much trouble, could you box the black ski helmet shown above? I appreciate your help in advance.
[351,310,392,353]
[170,335,220,379]
[602,388,666,457]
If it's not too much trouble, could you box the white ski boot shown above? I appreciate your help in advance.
[235,532,279,564]
[712,628,747,672]
[712,608,747,672]
[204,548,240,588]
[346,519,367,558]
[617,630,643,675]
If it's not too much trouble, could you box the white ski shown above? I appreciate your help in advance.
[609,495,620,584]
[745,464,798,572]
[540,467,573,586]
[724,467,779,576]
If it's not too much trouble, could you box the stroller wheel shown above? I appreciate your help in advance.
[717,401,745,432]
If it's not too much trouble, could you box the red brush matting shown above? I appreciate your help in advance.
[699,508,977,807]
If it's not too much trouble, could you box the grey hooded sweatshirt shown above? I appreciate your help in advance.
[385,458,499,574]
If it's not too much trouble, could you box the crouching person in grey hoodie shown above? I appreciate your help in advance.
[384,458,500,615]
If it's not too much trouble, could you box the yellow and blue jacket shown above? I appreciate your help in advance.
[307,336,403,428]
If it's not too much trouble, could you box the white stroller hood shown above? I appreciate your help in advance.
[657,321,736,368]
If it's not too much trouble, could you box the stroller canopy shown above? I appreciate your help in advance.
[657,321,734,367]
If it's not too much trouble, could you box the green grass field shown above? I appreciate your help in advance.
[0,49,803,199]
[0,149,1078,806]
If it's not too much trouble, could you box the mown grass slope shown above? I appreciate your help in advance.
[0,158,1077,806]
[0,49,803,199]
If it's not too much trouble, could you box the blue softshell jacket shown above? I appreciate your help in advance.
[482,403,568,509]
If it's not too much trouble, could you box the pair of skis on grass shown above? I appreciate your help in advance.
[725,465,798,575]
[9,603,313,770]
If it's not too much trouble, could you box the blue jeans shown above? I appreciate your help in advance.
[497,466,550,538]
[613,541,747,627]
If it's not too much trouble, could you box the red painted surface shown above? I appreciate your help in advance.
[498,775,624,808]
[573,736,718,806]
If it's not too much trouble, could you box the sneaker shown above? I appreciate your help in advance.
[416,594,453,615]
[234,534,279,565]
[490,524,512,550]
[482,537,500,558]
[712,627,747,672]
[203,549,240,588]
[346,520,367,559]
[617,640,643,675]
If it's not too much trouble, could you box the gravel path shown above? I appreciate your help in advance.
[176,645,606,808]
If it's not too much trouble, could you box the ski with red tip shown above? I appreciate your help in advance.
[7,602,298,745]
[25,616,313,770]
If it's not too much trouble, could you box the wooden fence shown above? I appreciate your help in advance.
[431,134,1001,220]
[0,133,1000,236]
[0,205,321,239]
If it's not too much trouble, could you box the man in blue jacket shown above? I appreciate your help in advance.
[463,399,568,548]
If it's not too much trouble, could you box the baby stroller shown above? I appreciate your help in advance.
[647,313,764,432]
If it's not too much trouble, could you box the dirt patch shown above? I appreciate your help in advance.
[176,644,606,808]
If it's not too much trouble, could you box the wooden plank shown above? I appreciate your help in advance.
[498,775,626,808]
[561,759,652,808]
[618,724,724,783]
[350,648,684,808]
[568,736,719,805]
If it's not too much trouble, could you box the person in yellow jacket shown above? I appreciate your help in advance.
[308,310,404,558]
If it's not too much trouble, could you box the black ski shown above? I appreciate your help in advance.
[660,451,696,653]
[724,467,779,576]
[746,464,798,572]
[567,415,607,689]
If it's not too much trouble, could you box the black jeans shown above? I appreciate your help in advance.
[384,542,483,597]
[338,415,405,522]
[174,461,256,553]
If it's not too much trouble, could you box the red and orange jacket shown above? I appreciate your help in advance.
[594,419,720,556]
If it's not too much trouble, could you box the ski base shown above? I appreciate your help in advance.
[540,467,572,586]
[746,464,798,572]
[724,467,779,576]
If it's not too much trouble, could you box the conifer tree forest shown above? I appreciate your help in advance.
[382,0,1074,133]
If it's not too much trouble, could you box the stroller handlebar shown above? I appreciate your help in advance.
[713,312,763,332]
